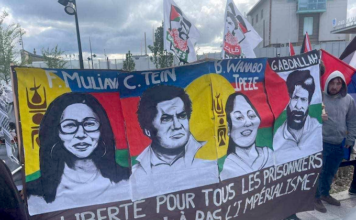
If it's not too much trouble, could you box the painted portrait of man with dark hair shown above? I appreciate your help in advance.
[273,69,322,165]
[130,85,218,201]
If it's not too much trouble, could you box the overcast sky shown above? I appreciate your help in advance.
[1,0,355,60]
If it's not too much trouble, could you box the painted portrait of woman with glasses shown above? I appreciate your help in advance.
[26,93,130,215]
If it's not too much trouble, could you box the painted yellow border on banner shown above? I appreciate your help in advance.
[15,68,71,178]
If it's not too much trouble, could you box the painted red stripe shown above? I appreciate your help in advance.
[230,82,274,128]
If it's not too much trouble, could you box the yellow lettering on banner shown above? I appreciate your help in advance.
[15,68,71,179]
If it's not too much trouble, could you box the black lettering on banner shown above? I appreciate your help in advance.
[268,50,320,72]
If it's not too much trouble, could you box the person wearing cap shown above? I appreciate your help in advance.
[314,70,356,213]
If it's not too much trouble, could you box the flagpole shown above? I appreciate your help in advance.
[89,37,94,69]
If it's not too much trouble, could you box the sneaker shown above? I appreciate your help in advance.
[314,198,327,213]
[321,195,341,206]
[349,187,356,195]
[283,214,301,220]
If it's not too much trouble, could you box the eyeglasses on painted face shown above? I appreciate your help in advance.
[59,117,100,134]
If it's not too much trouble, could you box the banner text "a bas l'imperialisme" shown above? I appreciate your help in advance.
[59,153,322,220]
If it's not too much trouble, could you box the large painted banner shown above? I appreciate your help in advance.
[13,51,322,220]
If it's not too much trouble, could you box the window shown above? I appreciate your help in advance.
[252,17,254,26]
[261,9,263,19]
[256,14,258,23]
[303,17,313,35]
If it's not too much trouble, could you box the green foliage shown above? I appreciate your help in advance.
[42,45,67,69]
[0,11,23,83]
[148,23,173,69]
[123,50,135,71]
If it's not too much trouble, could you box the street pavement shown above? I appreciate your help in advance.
[297,191,356,220]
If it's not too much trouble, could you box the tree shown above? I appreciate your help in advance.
[42,45,67,69]
[123,50,135,71]
[0,11,23,83]
[148,23,173,69]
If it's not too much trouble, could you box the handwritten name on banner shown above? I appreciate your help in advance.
[268,51,320,72]
[13,51,322,220]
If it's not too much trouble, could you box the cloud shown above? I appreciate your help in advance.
[0,0,258,59]
[348,1,356,19]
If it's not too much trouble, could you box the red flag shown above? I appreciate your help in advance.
[321,49,356,91]
[289,41,295,56]
[300,32,312,54]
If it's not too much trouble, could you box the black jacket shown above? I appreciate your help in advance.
[0,160,28,220]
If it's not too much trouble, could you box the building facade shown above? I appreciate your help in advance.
[247,0,348,48]
[20,49,46,64]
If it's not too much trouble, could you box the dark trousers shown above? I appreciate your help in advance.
[350,164,356,189]
[315,142,344,198]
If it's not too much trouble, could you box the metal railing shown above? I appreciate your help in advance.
[297,0,326,13]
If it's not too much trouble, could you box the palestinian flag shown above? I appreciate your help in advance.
[340,36,356,69]
[170,5,180,22]
[300,32,312,54]
[321,49,356,91]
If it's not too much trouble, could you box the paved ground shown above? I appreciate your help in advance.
[297,191,356,220]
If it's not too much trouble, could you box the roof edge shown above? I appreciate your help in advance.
[247,0,266,16]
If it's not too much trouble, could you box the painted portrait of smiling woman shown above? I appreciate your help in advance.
[220,93,274,181]
[26,93,130,215]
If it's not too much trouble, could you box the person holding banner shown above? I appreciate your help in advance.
[26,93,130,215]
[315,71,356,212]
[220,93,273,180]
[130,85,218,200]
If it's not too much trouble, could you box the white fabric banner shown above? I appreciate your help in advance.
[222,0,262,58]
[163,0,200,63]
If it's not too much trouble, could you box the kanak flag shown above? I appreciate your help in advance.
[289,41,295,56]
[163,0,200,63]
[300,32,312,54]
